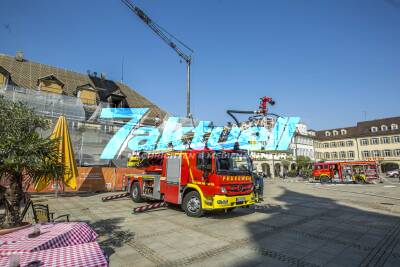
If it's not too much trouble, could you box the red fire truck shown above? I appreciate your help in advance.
[312,161,379,184]
[124,149,255,217]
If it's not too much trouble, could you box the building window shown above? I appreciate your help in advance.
[371,127,378,133]
[372,150,380,157]
[391,124,398,130]
[348,151,355,158]
[395,149,400,157]
[346,140,354,146]
[341,129,347,135]
[339,141,345,147]
[382,137,390,144]
[393,136,400,143]
[371,138,379,145]
[333,130,339,136]
[331,142,337,148]
[383,150,392,157]
[324,152,330,159]
[331,152,338,159]
[381,125,388,131]
[325,131,331,136]
[323,143,329,148]
[346,141,354,146]
[340,151,346,159]
[361,139,369,146]
[362,151,370,158]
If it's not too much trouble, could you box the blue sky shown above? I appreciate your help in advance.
[1,0,400,130]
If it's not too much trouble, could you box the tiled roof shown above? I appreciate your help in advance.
[0,53,167,120]
[316,117,400,141]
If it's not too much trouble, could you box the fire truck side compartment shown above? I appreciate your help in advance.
[164,156,182,204]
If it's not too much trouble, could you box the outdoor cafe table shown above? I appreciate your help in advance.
[0,222,98,256]
[0,242,108,267]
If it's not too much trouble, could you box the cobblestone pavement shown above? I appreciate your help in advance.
[31,178,400,267]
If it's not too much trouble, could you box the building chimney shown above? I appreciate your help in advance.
[15,51,24,62]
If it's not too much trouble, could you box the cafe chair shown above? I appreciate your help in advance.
[20,199,33,223]
[32,203,70,223]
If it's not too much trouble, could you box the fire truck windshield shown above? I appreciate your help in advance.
[216,152,251,174]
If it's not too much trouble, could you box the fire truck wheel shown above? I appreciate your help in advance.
[355,177,365,184]
[183,191,204,217]
[320,176,329,184]
[131,182,144,203]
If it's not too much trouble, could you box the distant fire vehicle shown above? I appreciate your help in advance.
[313,161,379,184]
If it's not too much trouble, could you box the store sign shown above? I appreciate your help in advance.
[99,108,300,160]
[364,157,385,161]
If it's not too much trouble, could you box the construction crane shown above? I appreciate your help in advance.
[121,0,193,118]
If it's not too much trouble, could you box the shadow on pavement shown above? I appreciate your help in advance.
[242,187,400,266]
[82,217,135,256]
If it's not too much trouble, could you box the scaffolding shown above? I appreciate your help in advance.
[1,85,86,121]
[1,86,123,166]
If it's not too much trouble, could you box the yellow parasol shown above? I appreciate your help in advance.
[35,115,78,191]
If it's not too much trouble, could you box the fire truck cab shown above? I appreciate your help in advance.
[124,149,255,217]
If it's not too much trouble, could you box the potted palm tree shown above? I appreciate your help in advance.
[0,96,63,229]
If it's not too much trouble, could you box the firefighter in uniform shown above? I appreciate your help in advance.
[252,171,264,202]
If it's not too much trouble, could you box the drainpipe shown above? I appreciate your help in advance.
[355,137,361,160]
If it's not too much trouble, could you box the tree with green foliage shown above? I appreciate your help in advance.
[0,96,63,228]
[296,155,313,177]
[296,156,312,170]
[281,160,290,170]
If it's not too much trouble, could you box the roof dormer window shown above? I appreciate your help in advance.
[381,125,388,131]
[340,129,347,135]
[391,124,398,130]
[325,131,331,136]
[37,74,64,94]
[0,66,10,90]
[107,89,127,108]
[76,84,97,105]
[333,130,338,136]
[371,126,378,133]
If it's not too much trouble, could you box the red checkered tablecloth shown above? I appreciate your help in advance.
[0,242,108,267]
[0,222,98,256]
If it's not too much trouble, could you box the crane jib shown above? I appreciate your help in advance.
[135,7,151,24]
[121,0,194,117]
[121,0,192,62]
